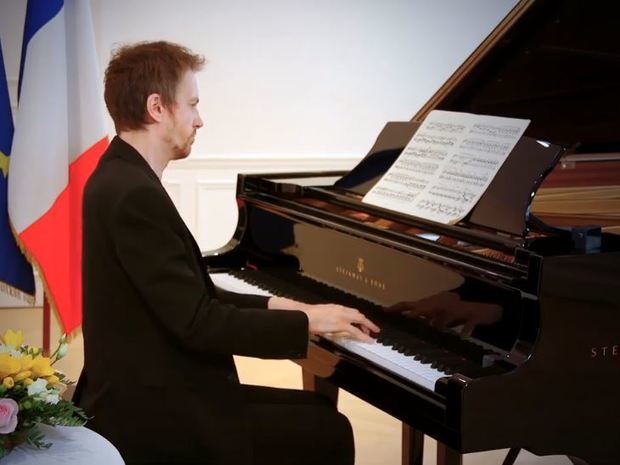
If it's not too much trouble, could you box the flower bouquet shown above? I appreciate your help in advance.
[0,329,87,459]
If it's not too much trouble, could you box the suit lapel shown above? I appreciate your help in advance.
[106,136,216,291]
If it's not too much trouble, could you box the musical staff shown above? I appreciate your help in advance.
[470,122,523,139]
[413,133,457,146]
[461,138,511,155]
[426,121,467,134]
[403,147,447,161]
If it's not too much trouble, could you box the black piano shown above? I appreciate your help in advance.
[205,1,620,464]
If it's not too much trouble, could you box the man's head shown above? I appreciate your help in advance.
[104,41,205,158]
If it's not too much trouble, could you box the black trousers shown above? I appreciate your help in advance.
[115,384,354,465]
[243,385,355,465]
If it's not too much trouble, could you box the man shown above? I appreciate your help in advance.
[75,41,379,465]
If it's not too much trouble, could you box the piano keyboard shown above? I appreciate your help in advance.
[328,336,447,391]
[211,272,273,297]
[210,272,448,392]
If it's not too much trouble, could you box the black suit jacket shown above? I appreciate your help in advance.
[75,136,309,465]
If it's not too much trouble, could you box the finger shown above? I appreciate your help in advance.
[355,318,380,335]
[363,318,381,334]
[345,324,375,343]
[355,319,378,339]
[322,331,350,339]
[346,312,380,334]
[339,307,380,333]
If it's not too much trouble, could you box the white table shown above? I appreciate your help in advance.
[5,424,124,465]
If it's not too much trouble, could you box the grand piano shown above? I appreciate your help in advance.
[205,1,620,464]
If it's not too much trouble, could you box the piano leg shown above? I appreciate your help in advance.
[302,369,339,406]
[567,458,589,465]
[402,424,424,465]
[436,442,463,465]
[501,448,521,465]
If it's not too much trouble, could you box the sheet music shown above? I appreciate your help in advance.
[362,110,530,224]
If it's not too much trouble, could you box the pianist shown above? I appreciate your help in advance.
[74,40,379,465]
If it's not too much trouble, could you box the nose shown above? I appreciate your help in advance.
[194,113,204,129]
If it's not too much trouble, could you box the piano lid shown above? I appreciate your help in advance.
[413,0,620,154]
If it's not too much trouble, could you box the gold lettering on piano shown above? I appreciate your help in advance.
[590,345,619,358]
[335,258,386,291]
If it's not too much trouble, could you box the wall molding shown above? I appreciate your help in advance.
[196,179,235,190]
[168,152,363,173]
[163,152,363,251]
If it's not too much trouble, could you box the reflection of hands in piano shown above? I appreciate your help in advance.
[387,292,502,336]
[268,297,380,343]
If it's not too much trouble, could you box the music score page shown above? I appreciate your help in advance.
[362,110,530,224]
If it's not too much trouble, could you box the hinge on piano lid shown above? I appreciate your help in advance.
[563,225,602,253]
[482,352,520,370]
[527,215,602,254]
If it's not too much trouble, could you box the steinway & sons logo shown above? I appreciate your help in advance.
[357,257,365,273]
[591,344,619,359]
[336,257,386,291]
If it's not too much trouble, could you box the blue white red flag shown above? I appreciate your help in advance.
[8,0,108,332]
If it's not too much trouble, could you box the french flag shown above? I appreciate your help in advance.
[8,0,108,334]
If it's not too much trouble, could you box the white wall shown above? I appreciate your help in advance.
[0,0,517,305]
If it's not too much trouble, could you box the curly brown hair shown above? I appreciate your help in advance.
[104,41,205,132]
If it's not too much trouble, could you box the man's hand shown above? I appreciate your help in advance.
[268,297,380,343]
[302,304,380,343]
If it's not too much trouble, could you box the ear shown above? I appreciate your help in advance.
[145,93,165,123]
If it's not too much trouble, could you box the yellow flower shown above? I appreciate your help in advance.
[19,354,34,371]
[2,329,24,348]
[0,353,21,379]
[2,377,15,389]
[14,370,32,382]
[31,355,54,378]
[45,375,60,386]
[23,378,34,385]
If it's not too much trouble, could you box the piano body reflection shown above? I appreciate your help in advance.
[205,1,620,464]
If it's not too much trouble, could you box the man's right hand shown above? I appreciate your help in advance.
[301,303,380,343]
[268,297,379,343]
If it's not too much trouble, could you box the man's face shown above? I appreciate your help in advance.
[165,70,203,159]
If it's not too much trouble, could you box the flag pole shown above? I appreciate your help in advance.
[43,293,51,355]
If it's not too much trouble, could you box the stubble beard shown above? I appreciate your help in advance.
[172,133,194,160]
